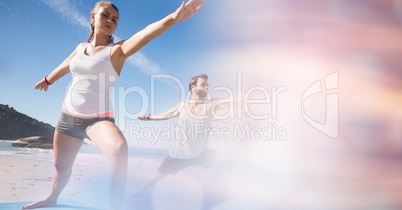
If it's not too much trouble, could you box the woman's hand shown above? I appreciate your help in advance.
[173,0,204,23]
[34,80,49,91]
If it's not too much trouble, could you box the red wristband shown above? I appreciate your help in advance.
[44,76,53,85]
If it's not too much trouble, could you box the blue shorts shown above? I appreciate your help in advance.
[56,112,115,140]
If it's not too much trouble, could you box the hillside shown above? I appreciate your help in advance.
[0,104,54,140]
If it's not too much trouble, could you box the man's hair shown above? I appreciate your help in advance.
[189,74,208,91]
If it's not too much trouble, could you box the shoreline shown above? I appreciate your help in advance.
[0,139,168,168]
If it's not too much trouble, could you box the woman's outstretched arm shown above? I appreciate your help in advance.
[34,43,87,91]
[116,0,204,59]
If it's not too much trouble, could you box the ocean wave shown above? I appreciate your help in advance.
[0,140,167,168]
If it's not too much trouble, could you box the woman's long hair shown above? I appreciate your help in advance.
[87,1,119,43]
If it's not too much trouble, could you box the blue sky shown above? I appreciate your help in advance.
[0,0,216,124]
[1,0,402,149]
[0,0,224,147]
[1,0,250,148]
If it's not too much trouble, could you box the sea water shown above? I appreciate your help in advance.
[0,140,168,169]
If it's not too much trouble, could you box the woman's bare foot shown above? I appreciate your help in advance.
[21,199,57,209]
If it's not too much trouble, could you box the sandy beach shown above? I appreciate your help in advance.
[3,138,402,210]
[0,150,226,210]
[0,156,56,203]
[0,155,113,208]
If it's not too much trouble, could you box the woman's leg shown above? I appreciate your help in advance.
[86,120,128,210]
[22,131,83,209]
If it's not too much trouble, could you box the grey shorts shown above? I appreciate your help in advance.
[56,112,115,140]
[158,149,217,175]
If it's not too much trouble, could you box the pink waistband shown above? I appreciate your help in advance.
[62,107,115,118]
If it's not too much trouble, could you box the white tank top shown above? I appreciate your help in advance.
[169,101,210,159]
[63,43,118,118]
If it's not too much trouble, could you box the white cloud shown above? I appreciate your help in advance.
[40,0,89,28]
[127,53,162,75]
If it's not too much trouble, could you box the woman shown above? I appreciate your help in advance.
[22,0,204,209]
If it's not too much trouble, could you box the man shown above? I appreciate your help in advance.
[137,74,230,174]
